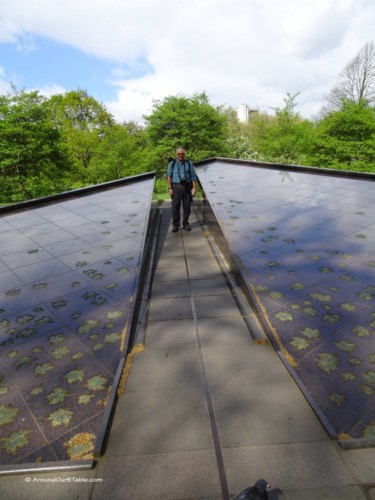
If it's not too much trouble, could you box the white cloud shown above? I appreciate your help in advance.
[0,0,374,122]
[0,17,20,43]
[37,83,67,98]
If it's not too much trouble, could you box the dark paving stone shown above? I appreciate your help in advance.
[0,178,154,467]
[197,161,375,439]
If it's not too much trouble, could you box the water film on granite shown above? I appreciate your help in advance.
[0,177,154,466]
[197,160,375,441]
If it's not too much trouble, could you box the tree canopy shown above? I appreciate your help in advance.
[310,99,375,171]
[46,89,115,176]
[144,92,228,174]
[0,88,72,201]
[1,43,374,205]
[250,93,315,165]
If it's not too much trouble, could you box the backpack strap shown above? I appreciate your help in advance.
[185,160,192,178]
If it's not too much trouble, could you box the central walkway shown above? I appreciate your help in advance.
[92,204,367,499]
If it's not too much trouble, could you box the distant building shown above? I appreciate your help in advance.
[237,104,259,124]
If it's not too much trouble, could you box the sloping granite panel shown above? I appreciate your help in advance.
[0,178,154,466]
[197,160,375,440]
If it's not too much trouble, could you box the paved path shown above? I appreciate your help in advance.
[1,204,374,499]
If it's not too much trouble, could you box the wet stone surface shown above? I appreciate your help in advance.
[0,180,153,466]
[197,161,375,440]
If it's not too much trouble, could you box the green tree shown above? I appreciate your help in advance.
[87,121,149,183]
[224,135,260,160]
[0,88,72,202]
[251,93,314,165]
[219,106,260,160]
[46,89,114,181]
[309,99,375,172]
[144,92,228,175]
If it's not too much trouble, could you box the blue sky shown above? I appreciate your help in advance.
[1,34,154,103]
[2,37,117,100]
[0,0,374,123]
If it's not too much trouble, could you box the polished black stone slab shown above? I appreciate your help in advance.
[197,160,375,440]
[0,178,154,466]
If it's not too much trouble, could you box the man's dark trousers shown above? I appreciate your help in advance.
[172,183,191,228]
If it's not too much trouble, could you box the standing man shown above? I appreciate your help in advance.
[167,148,197,232]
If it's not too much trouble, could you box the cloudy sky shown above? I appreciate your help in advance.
[0,0,374,123]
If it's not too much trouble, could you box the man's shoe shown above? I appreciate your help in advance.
[172,225,179,232]
[183,223,191,231]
